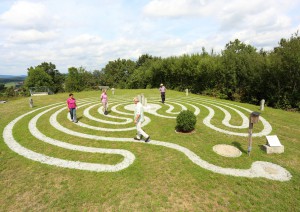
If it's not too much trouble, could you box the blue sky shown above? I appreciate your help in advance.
[0,0,299,75]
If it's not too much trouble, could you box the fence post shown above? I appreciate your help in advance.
[260,99,265,111]
[29,98,33,108]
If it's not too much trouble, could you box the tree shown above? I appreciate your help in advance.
[24,62,64,93]
[24,66,53,89]
[65,67,83,92]
[36,62,64,93]
[136,54,153,67]
[0,83,5,92]
[92,70,105,87]
[221,39,260,101]
[4,86,15,97]
[81,69,96,90]
[192,54,222,95]
[264,32,300,109]
[102,59,136,88]
[64,67,97,92]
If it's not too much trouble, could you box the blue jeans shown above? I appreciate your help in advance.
[69,108,77,122]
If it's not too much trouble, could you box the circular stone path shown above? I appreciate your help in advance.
[2,97,292,181]
[213,144,242,157]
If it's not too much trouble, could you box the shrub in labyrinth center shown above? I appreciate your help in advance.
[176,110,197,132]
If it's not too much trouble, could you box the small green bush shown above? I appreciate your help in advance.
[176,110,197,132]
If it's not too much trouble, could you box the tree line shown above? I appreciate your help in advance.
[2,32,299,110]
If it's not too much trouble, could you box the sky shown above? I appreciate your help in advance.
[0,0,299,76]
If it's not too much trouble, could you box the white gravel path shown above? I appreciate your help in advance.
[2,98,291,181]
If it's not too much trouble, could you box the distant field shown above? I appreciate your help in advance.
[0,89,299,211]
[1,75,26,87]
[4,82,16,88]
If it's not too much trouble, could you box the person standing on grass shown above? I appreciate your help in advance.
[101,89,108,115]
[67,93,77,123]
[159,83,166,103]
[133,97,150,142]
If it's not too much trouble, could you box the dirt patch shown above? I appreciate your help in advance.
[175,130,196,134]
[213,144,242,157]
[263,166,279,175]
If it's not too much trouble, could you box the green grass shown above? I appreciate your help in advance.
[1,89,300,211]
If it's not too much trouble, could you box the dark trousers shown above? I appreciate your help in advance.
[161,92,165,103]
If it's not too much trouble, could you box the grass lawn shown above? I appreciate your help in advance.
[1,89,299,211]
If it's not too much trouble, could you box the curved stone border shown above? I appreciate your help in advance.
[187,97,272,137]
[201,103,272,137]
[2,103,135,172]
[2,97,292,181]
[67,101,150,131]
[85,104,132,124]
[165,102,187,114]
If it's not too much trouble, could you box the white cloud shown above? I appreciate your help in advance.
[217,0,292,31]
[7,29,58,43]
[66,34,103,46]
[0,0,299,75]
[143,0,206,17]
[0,1,50,30]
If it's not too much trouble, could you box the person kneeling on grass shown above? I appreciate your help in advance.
[133,97,150,142]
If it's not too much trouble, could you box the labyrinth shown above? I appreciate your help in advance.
[3,93,292,182]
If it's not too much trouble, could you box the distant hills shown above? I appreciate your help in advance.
[0,75,26,79]
[0,75,26,83]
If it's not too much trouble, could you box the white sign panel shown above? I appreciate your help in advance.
[266,135,282,147]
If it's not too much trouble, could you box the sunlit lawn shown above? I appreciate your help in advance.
[1,89,299,211]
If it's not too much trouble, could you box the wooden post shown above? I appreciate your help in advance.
[248,118,253,156]
[247,112,260,156]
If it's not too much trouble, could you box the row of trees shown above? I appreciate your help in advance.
[100,33,299,109]
[21,32,300,110]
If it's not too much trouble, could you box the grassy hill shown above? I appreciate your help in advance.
[0,89,299,211]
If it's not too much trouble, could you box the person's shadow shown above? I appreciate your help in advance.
[231,141,247,154]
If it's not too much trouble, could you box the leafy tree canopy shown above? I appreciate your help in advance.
[24,62,64,93]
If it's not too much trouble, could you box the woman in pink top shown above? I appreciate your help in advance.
[101,89,108,115]
[67,93,77,123]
